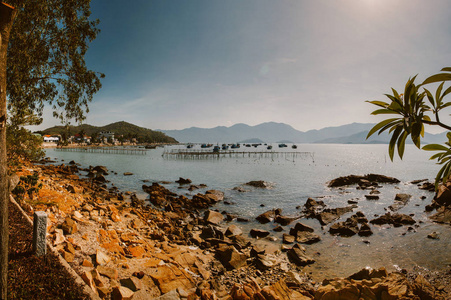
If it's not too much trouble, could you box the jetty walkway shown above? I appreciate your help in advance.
[55,146,147,155]
[163,148,314,161]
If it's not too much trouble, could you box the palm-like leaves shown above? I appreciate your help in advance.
[367,67,451,187]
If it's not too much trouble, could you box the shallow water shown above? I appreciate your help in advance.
[45,144,451,280]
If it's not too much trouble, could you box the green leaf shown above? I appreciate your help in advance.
[424,88,435,108]
[388,127,402,161]
[436,82,445,103]
[366,118,400,139]
[422,144,449,151]
[441,67,451,72]
[371,109,399,115]
[366,100,389,108]
[442,86,451,99]
[397,131,408,159]
[422,73,451,85]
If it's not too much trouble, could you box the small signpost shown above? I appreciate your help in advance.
[33,211,48,256]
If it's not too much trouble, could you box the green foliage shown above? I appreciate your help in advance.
[11,173,42,201]
[367,67,451,187]
[41,121,178,143]
[6,0,104,124]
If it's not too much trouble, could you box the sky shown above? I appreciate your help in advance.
[32,0,451,132]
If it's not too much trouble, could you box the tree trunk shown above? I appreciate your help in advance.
[0,3,16,299]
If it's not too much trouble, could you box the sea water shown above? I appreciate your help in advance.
[45,144,451,279]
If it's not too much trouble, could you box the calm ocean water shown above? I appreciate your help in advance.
[45,144,451,279]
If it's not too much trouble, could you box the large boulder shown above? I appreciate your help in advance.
[204,210,224,225]
[215,244,248,270]
[287,244,315,266]
[256,209,276,224]
[328,174,400,187]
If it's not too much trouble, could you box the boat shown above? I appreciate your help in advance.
[267,145,273,150]
[213,146,220,152]
[292,144,297,149]
[278,143,287,148]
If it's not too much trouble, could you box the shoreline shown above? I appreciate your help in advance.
[9,161,451,299]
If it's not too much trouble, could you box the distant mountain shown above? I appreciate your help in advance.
[315,130,447,144]
[40,121,177,143]
[158,122,379,143]
[158,122,378,143]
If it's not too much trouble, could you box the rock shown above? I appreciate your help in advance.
[364,195,379,200]
[295,231,321,244]
[316,211,339,226]
[215,244,248,270]
[370,212,416,227]
[93,165,109,175]
[153,289,180,300]
[81,271,97,294]
[120,277,143,292]
[60,250,74,262]
[123,172,133,176]
[290,222,315,234]
[111,286,134,300]
[254,254,275,271]
[358,223,373,237]
[250,229,270,238]
[82,259,93,267]
[282,234,295,244]
[304,197,325,210]
[430,208,451,224]
[287,244,315,266]
[389,193,412,211]
[225,225,243,237]
[273,225,284,232]
[256,209,275,224]
[53,228,66,246]
[97,265,118,280]
[96,249,111,265]
[274,215,297,226]
[204,210,224,225]
[427,231,440,239]
[175,177,192,185]
[245,180,270,188]
[61,217,78,235]
[148,265,195,294]
[328,174,400,187]
[329,218,359,237]
[205,190,224,201]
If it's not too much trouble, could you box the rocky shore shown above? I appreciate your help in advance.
[9,163,451,299]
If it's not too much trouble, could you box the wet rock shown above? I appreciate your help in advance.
[175,177,192,185]
[294,231,321,244]
[205,190,224,201]
[328,174,400,187]
[389,193,412,211]
[93,165,109,175]
[274,215,297,226]
[256,209,276,224]
[273,225,284,232]
[245,180,270,188]
[282,234,295,244]
[287,244,315,266]
[427,231,440,240]
[370,212,416,227]
[430,208,451,224]
[289,222,314,234]
[250,229,270,238]
[419,182,435,192]
[364,194,379,200]
[329,218,359,237]
[358,223,373,237]
[123,172,133,176]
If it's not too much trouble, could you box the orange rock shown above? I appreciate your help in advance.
[128,245,146,258]
[111,286,134,300]
[111,212,121,222]
[81,271,97,295]
[82,259,94,267]
[148,265,195,294]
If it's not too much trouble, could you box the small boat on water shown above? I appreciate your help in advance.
[145,145,157,149]
[292,144,297,149]
[222,144,229,150]
[278,143,287,148]
[213,145,220,152]
[267,145,273,150]
[186,144,194,149]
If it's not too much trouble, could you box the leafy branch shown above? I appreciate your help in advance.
[367,67,451,187]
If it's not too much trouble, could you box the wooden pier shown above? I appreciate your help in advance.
[55,147,147,155]
[163,149,314,161]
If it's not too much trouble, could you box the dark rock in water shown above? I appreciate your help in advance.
[411,179,428,184]
[69,160,76,165]
[304,198,325,210]
[188,185,200,191]
[370,212,415,227]
[329,218,359,237]
[419,182,435,192]
[274,215,297,226]
[347,200,358,204]
[245,180,270,188]
[256,210,276,224]
[232,186,248,192]
[358,223,373,237]
[287,244,315,266]
[237,217,249,223]
[93,165,109,175]
[176,177,192,185]
[123,172,133,176]
[389,193,412,211]
[365,195,379,200]
[429,208,451,224]
[273,225,284,232]
[206,190,224,201]
[328,174,400,187]
[317,211,339,226]
[250,229,270,238]
[295,231,321,244]
[427,231,440,239]
[290,222,315,234]
[282,234,295,244]
[93,174,107,183]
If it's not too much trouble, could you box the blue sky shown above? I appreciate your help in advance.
[35,0,451,131]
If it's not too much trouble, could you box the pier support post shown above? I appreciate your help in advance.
[33,211,48,256]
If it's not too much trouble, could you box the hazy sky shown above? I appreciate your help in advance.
[34,0,451,131]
